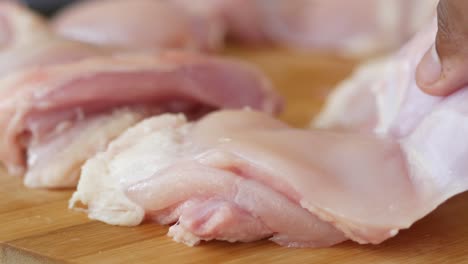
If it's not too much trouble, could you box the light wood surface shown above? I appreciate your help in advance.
[1,48,468,264]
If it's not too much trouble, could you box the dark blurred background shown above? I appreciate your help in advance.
[22,0,78,15]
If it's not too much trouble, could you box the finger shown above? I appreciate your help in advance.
[416,0,468,96]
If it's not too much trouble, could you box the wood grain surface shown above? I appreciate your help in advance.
[1,48,468,264]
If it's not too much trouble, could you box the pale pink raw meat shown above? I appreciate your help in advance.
[52,0,225,52]
[315,18,440,137]
[68,110,404,246]
[172,0,266,45]
[253,0,437,55]
[176,0,437,55]
[52,0,437,55]
[0,1,56,50]
[71,107,468,247]
[0,2,108,76]
[71,112,347,247]
[0,51,281,188]
[72,16,468,247]
[24,108,149,188]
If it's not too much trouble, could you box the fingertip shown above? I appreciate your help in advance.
[416,44,442,89]
[415,44,459,96]
[416,83,452,97]
[416,70,465,97]
[416,67,453,96]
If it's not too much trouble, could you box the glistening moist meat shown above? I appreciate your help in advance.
[0,51,282,188]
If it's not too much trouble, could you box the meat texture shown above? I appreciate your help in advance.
[52,0,225,52]
[311,17,468,241]
[72,16,468,247]
[315,18,439,137]
[0,2,281,188]
[71,111,348,247]
[0,51,282,188]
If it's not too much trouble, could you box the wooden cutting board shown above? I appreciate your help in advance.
[1,48,468,264]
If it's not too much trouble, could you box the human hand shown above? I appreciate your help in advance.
[416,0,468,96]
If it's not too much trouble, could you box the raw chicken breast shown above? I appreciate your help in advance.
[0,1,45,50]
[71,101,468,246]
[254,0,437,55]
[71,111,348,247]
[0,1,107,76]
[52,0,437,56]
[172,0,266,45]
[72,15,468,247]
[314,58,384,132]
[52,0,225,52]
[315,18,440,137]
[0,51,282,188]
[72,106,468,247]
[25,108,148,188]
[176,0,437,56]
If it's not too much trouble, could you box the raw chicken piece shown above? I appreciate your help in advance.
[305,16,468,241]
[52,0,437,55]
[0,1,107,76]
[314,58,384,132]
[72,16,468,247]
[172,0,266,45]
[72,106,468,247]
[71,111,348,247]
[255,0,437,55]
[0,51,282,188]
[0,1,63,50]
[24,108,149,188]
[177,0,437,56]
[52,0,225,52]
[315,18,440,137]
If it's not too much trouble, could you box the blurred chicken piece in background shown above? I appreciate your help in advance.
[25,0,438,56]
[48,0,438,56]
[176,0,439,56]
[52,0,225,52]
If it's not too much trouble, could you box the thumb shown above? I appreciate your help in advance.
[416,0,468,96]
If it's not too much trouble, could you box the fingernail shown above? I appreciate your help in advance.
[417,44,442,86]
